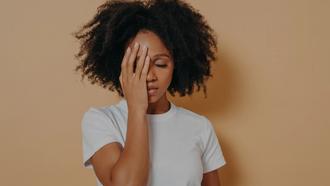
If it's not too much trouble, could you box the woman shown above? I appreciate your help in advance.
[74,0,226,185]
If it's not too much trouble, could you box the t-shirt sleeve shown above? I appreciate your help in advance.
[201,116,226,173]
[80,107,123,169]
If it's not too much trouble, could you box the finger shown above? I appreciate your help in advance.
[119,75,125,97]
[121,46,131,82]
[140,55,150,80]
[127,42,140,78]
[119,73,122,87]
[136,45,148,79]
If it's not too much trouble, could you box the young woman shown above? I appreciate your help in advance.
[74,0,226,185]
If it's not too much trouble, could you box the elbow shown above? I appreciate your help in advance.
[111,168,148,186]
[111,175,148,186]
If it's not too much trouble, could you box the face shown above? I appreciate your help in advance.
[127,30,174,103]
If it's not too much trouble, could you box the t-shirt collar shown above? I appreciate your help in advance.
[116,98,177,122]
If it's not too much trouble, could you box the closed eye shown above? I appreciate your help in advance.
[156,64,167,68]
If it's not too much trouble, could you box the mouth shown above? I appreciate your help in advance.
[147,86,158,90]
[147,88,158,96]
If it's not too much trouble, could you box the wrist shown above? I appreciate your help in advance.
[128,107,147,116]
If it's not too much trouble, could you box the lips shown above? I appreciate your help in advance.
[147,86,158,96]
[147,85,158,90]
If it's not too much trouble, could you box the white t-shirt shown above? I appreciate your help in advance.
[81,98,226,186]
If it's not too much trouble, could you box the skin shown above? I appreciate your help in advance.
[202,169,222,186]
[120,29,222,185]
[122,29,174,114]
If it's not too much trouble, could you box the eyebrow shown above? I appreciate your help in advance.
[150,53,170,61]
[136,53,170,62]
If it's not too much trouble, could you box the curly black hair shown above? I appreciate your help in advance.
[73,0,218,98]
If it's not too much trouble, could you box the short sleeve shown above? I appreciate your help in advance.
[201,116,226,173]
[80,107,123,169]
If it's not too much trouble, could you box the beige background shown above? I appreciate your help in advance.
[1,0,329,185]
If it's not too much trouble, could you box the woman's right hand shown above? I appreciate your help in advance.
[119,42,150,114]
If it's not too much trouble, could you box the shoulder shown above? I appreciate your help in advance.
[82,100,126,118]
[82,105,112,120]
[175,105,210,127]
[174,105,218,139]
[81,103,123,128]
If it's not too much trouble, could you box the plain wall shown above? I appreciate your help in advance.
[1,0,329,185]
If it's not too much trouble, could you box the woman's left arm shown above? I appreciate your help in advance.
[201,169,222,186]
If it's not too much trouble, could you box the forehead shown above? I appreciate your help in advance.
[128,30,170,57]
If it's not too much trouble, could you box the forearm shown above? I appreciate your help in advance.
[111,109,150,186]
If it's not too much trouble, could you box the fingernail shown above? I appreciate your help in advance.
[127,47,131,53]
[134,42,139,48]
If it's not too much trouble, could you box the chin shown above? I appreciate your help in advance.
[148,90,167,104]
[148,95,158,103]
[148,91,164,103]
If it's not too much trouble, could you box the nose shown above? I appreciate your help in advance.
[146,65,157,82]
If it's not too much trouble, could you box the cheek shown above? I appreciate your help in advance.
[158,70,173,87]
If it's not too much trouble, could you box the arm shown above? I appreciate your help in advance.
[90,111,150,186]
[90,42,151,186]
[201,169,222,186]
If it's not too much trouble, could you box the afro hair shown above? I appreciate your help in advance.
[73,0,218,98]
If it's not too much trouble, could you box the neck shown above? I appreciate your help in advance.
[147,94,170,114]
